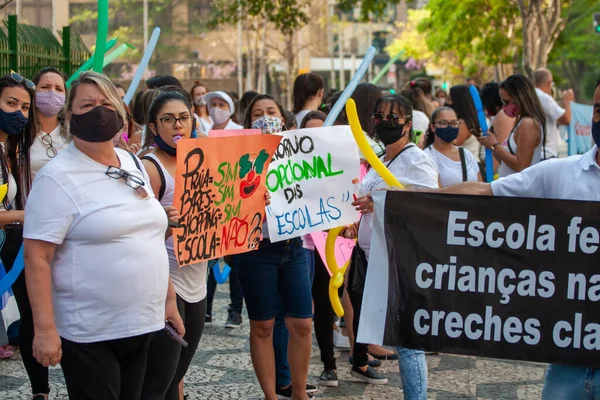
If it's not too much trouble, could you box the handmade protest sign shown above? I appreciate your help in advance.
[209,129,260,138]
[172,135,282,265]
[310,232,355,277]
[265,126,360,242]
[358,191,600,367]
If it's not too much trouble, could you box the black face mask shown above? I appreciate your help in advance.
[375,121,407,145]
[70,106,124,143]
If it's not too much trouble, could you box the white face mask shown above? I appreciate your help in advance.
[209,107,230,125]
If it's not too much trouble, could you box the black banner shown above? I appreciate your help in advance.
[377,191,600,367]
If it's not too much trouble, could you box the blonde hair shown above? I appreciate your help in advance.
[66,71,127,130]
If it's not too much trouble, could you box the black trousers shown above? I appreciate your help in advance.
[61,333,155,400]
[2,226,49,395]
[348,285,369,368]
[311,254,337,371]
[141,295,207,400]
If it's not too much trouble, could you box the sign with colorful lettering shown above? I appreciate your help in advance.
[172,135,282,266]
[310,231,355,277]
[265,126,361,242]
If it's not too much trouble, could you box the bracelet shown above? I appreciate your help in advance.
[491,142,500,152]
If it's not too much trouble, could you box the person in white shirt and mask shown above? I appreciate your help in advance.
[204,91,241,131]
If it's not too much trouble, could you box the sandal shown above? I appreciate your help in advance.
[0,345,14,359]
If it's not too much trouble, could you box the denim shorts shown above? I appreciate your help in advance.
[234,238,312,321]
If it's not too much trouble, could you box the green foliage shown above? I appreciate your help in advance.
[336,0,403,21]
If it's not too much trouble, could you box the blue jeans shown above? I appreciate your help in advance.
[396,347,427,400]
[274,249,315,387]
[542,364,600,399]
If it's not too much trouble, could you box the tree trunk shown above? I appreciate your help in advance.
[285,32,296,110]
[257,17,268,94]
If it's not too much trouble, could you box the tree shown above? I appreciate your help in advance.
[0,0,14,12]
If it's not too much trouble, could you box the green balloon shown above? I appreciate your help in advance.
[370,50,405,85]
[66,38,118,88]
[92,0,110,73]
[102,43,134,67]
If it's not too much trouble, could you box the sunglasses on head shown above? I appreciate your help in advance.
[9,71,36,91]
[371,113,403,127]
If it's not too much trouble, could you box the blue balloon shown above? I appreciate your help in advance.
[124,27,161,105]
[0,243,24,297]
[213,259,231,285]
[323,46,377,127]
[469,85,494,182]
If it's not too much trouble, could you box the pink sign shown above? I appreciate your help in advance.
[310,232,355,277]
[208,129,261,138]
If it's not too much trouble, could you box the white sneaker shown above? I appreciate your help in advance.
[334,330,351,350]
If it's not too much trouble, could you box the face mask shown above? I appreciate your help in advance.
[0,109,28,136]
[375,121,407,146]
[70,106,124,143]
[592,119,600,148]
[36,91,65,117]
[154,134,177,157]
[436,98,446,106]
[251,115,283,134]
[503,102,519,118]
[209,107,230,125]
[194,96,206,106]
[435,126,459,143]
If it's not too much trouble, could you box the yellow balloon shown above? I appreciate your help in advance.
[0,183,8,203]
[325,99,408,316]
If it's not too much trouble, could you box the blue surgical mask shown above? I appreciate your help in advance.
[0,109,28,135]
[592,119,600,148]
[435,126,459,143]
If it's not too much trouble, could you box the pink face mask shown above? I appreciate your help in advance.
[503,102,519,118]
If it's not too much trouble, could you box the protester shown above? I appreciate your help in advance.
[408,78,438,108]
[399,85,433,146]
[449,85,481,157]
[140,91,208,400]
[300,111,326,129]
[190,81,212,135]
[424,107,482,186]
[236,94,313,400]
[478,74,546,177]
[238,90,259,123]
[534,68,574,159]
[433,78,600,400]
[146,74,183,90]
[0,72,37,395]
[30,67,68,179]
[479,82,515,163]
[292,73,324,127]
[434,88,448,107]
[205,91,242,130]
[23,71,184,398]
[115,83,126,99]
[344,95,437,396]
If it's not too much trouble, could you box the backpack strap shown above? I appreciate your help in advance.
[459,147,468,182]
[142,156,166,201]
[128,151,142,171]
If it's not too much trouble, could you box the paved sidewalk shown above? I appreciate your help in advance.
[0,284,546,399]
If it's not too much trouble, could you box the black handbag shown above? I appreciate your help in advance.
[346,243,369,298]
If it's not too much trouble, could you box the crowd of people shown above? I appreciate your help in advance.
[0,63,594,400]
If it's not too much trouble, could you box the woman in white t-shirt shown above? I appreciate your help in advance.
[30,67,69,179]
[140,91,208,399]
[478,74,546,178]
[424,107,482,187]
[23,71,184,398]
[190,81,213,135]
[343,94,438,397]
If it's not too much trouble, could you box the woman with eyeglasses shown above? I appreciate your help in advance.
[0,72,39,397]
[342,95,437,398]
[23,71,184,399]
[424,107,483,187]
[140,91,208,400]
[30,67,69,180]
[478,74,547,178]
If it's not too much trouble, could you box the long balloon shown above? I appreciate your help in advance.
[92,0,109,73]
[370,50,404,85]
[323,46,377,127]
[325,226,351,317]
[469,85,493,182]
[102,43,135,68]
[124,27,161,105]
[66,38,118,88]
[0,244,23,297]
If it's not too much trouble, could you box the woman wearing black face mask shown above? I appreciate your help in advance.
[23,71,184,398]
[424,107,483,187]
[343,95,438,398]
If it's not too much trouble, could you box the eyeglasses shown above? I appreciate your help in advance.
[40,134,58,158]
[158,115,192,129]
[372,113,405,126]
[105,166,149,199]
[9,71,36,91]
[434,120,461,128]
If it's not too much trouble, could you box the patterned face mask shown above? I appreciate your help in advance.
[251,115,283,134]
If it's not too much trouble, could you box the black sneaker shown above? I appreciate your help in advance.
[276,385,315,399]
[205,314,212,324]
[224,311,242,328]
[350,366,388,385]
[349,356,382,368]
[319,369,338,387]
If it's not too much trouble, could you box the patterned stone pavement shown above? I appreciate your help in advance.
[0,284,547,399]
